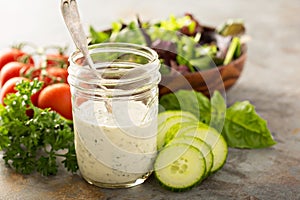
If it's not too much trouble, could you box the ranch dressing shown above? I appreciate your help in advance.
[73,100,157,187]
[68,43,161,188]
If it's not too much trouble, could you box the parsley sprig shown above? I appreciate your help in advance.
[0,79,78,176]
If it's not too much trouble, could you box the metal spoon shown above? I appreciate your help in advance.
[60,0,95,69]
[60,0,112,113]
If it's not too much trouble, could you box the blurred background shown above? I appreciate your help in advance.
[1,0,296,51]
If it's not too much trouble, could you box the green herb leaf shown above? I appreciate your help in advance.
[210,91,226,132]
[147,27,179,43]
[0,79,78,176]
[89,26,110,44]
[111,21,123,33]
[223,101,276,148]
[111,22,146,45]
[176,37,218,71]
[159,90,211,124]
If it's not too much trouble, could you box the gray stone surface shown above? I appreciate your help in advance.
[0,0,300,199]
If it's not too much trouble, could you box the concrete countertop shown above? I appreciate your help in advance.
[0,0,300,199]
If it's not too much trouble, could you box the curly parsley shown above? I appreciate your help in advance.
[0,79,78,176]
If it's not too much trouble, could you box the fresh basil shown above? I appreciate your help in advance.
[210,91,226,133]
[223,101,276,148]
[159,90,211,124]
[159,89,276,149]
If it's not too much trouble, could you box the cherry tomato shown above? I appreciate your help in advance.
[0,77,27,104]
[20,65,42,80]
[20,65,68,87]
[40,67,69,86]
[37,83,72,120]
[44,54,69,68]
[30,89,41,107]
[0,48,34,71]
[0,61,32,87]
[0,76,40,105]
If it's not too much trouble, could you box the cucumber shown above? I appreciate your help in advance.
[154,143,206,192]
[167,136,214,178]
[157,111,198,150]
[164,121,198,142]
[158,110,198,127]
[180,124,228,173]
[162,122,194,146]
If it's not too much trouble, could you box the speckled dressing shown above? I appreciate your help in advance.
[73,100,157,187]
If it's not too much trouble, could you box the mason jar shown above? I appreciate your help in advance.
[68,43,161,188]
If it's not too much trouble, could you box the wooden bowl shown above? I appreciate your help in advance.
[89,22,247,98]
[159,44,247,97]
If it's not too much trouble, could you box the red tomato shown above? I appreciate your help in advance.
[20,65,42,80]
[20,65,68,87]
[26,89,41,118]
[31,89,41,107]
[0,61,31,87]
[0,77,40,106]
[0,77,40,118]
[40,67,69,86]
[0,77,27,104]
[45,54,69,68]
[37,83,72,120]
[0,48,34,71]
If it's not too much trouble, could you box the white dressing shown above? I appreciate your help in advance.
[73,100,157,185]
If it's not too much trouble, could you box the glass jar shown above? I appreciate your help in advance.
[68,43,161,188]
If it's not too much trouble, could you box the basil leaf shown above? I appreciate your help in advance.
[223,101,276,148]
[159,90,211,124]
[210,91,226,133]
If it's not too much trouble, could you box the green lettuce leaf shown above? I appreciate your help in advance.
[110,22,146,45]
[89,26,110,44]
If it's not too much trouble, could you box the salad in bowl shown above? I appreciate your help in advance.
[88,13,247,96]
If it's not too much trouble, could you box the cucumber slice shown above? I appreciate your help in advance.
[163,122,196,146]
[157,111,198,150]
[180,124,228,173]
[154,143,206,192]
[167,136,214,178]
[158,110,198,127]
[162,121,204,146]
[166,121,198,140]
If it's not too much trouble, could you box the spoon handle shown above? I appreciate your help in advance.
[60,0,94,68]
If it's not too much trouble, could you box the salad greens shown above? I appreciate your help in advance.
[159,90,276,149]
[0,79,78,176]
[223,37,241,65]
[155,14,197,32]
[89,14,244,74]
